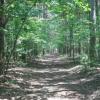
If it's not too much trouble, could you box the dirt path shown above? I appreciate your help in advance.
[0,55,100,100]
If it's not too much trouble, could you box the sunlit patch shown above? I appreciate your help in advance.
[47,97,79,100]
[55,91,67,96]
[55,91,76,97]
[43,86,59,92]
[29,80,43,85]
[10,84,20,89]
[16,78,23,82]
[67,65,82,74]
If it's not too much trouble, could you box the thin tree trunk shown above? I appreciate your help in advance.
[78,42,81,55]
[69,25,73,57]
[95,0,100,62]
[89,0,96,67]
[0,0,5,74]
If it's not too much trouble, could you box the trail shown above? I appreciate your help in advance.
[0,55,100,100]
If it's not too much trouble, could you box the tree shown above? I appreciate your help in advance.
[0,0,5,74]
[89,0,96,67]
[96,0,100,62]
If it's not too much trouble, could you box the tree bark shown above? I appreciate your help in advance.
[0,0,5,74]
[69,24,73,57]
[89,0,96,67]
[95,0,100,62]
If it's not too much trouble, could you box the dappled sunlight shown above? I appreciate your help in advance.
[8,67,33,73]
[1,57,100,100]
[67,65,83,74]
[16,77,24,83]
[48,97,80,100]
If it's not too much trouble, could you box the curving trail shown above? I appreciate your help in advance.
[0,55,100,100]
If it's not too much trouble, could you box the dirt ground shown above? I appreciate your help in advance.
[0,55,100,100]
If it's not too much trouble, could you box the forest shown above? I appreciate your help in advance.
[0,0,100,100]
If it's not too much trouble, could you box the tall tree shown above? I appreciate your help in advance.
[89,0,96,67]
[95,0,100,62]
[0,0,5,74]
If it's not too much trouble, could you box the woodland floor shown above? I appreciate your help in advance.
[0,55,100,100]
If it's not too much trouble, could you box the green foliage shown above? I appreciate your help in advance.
[80,53,89,65]
[1,0,99,69]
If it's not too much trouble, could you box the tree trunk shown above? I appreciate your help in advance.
[69,25,73,57]
[95,0,100,62]
[78,42,81,55]
[0,0,5,74]
[89,0,96,67]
